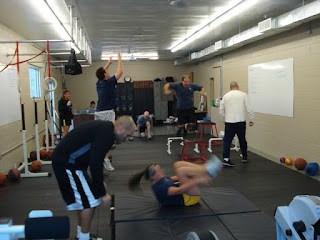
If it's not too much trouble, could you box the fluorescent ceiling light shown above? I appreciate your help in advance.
[29,0,70,40]
[171,0,259,52]
[29,0,84,54]
[101,52,159,61]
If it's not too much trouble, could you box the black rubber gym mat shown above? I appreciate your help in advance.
[218,211,276,240]
[201,186,260,215]
[114,191,213,222]
[115,216,235,240]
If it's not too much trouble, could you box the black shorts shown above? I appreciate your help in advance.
[52,164,100,210]
[60,117,72,127]
[177,108,195,125]
[139,125,146,132]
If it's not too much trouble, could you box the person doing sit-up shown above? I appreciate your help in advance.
[128,155,222,206]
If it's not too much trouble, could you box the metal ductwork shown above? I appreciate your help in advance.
[175,1,320,65]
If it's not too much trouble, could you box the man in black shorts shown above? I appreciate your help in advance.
[52,116,136,240]
[164,75,206,136]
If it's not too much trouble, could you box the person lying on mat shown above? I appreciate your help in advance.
[128,155,222,206]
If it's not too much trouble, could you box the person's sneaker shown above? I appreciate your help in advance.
[204,155,223,178]
[242,158,248,163]
[75,234,103,240]
[89,234,103,240]
[222,159,235,167]
[147,134,152,140]
[103,158,114,171]
[110,143,116,149]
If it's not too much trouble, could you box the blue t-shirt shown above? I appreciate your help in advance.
[136,115,153,127]
[151,177,184,206]
[169,82,202,110]
[96,75,117,111]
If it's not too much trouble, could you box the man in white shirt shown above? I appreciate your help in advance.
[219,81,254,167]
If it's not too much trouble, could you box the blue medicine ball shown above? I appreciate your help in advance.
[304,163,319,176]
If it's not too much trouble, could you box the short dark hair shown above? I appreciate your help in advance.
[90,101,95,105]
[96,67,105,80]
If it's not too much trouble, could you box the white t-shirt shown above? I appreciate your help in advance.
[219,90,254,123]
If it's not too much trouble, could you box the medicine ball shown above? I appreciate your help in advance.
[305,163,319,176]
[294,158,307,170]
[285,158,293,165]
[8,168,20,182]
[29,151,37,161]
[40,150,48,160]
[46,149,54,160]
[0,172,7,186]
[31,160,42,172]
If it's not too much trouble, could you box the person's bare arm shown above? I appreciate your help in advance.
[103,57,113,70]
[163,83,172,95]
[114,53,123,80]
[167,180,197,196]
[199,87,206,96]
[170,176,179,182]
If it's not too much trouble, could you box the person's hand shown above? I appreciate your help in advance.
[67,101,71,106]
[249,122,254,126]
[117,52,122,60]
[164,89,172,95]
[100,193,111,205]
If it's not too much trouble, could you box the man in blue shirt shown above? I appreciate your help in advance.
[136,111,153,139]
[95,53,123,120]
[164,75,206,136]
[95,53,123,171]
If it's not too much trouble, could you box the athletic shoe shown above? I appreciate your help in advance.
[110,143,116,149]
[147,134,152,140]
[89,234,103,240]
[75,234,103,240]
[242,158,248,163]
[204,155,222,178]
[222,159,235,167]
[103,158,114,171]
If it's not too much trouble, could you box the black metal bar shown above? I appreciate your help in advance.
[21,104,25,130]
[44,100,48,120]
[34,101,38,124]
[50,100,53,117]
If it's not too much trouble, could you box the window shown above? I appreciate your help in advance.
[29,67,41,99]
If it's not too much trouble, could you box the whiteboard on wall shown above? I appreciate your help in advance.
[0,64,21,126]
[248,58,294,117]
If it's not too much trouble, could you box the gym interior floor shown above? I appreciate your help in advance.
[1,125,320,240]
